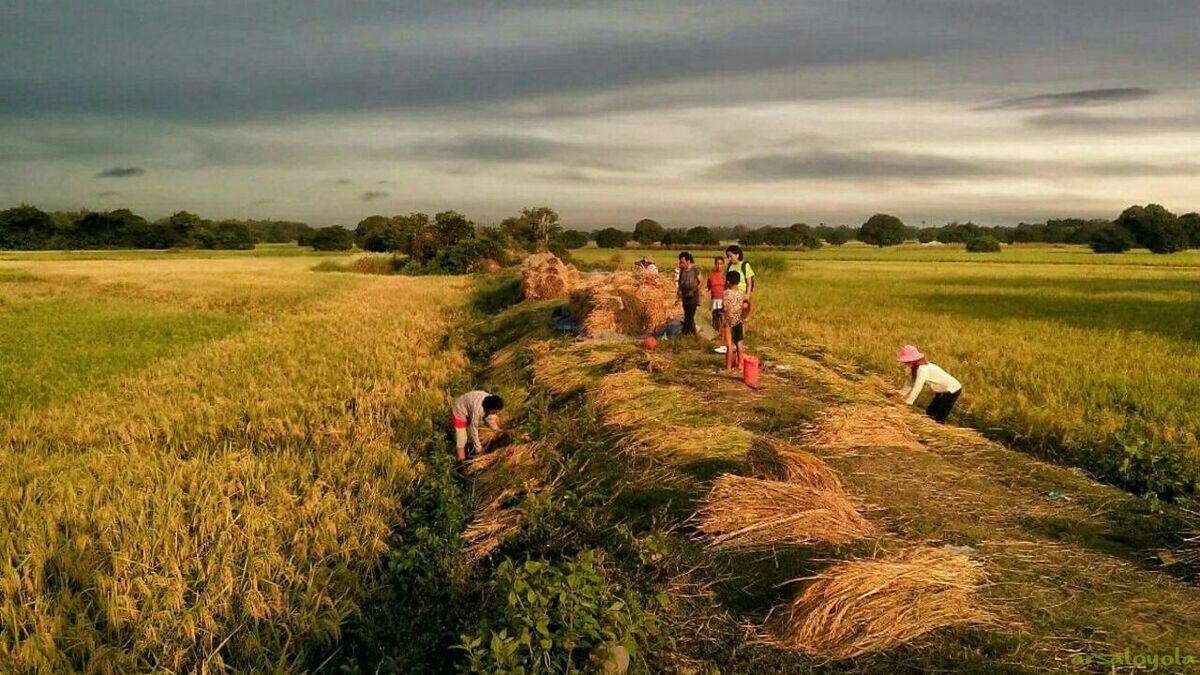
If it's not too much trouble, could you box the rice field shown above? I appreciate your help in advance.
[572,245,1200,498]
[0,254,467,671]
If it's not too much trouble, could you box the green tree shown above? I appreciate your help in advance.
[355,215,394,252]
[858,213,906,247]
[686,225,719,246]
[1089,225,1134,253]
[501,207,562,251]
[556,230,589,249]
[632,218,665,245]
[310,225,355,251]
[594,227,629,249]
[433,210,474,247]
[788,223,823,249]
[965,235,1001,253]
[0,205,55,249]
[1117,204,1187,254]
[1179,212,1200,248]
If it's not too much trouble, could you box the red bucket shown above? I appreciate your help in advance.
[742,355,760,388]
[642,336,658,351]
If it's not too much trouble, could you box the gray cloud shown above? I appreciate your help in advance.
[96,190,120,197]
[1027,111,1200,134]
[975,87,1156,111]
[95,166,145,178]
[251,198,274,204]
[411,134,574,162]
[335,179,352,185]
[707,149,1006,182]
[361,191,388,202]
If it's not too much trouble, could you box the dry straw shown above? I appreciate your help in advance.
[694,474,874,549]
[520,252,580,300]
[462,488,526,562]
[766,547,992,659]
[800,404,923,452]
[748,437,843,491]
[593,370,753,461]
[569,271,681,336]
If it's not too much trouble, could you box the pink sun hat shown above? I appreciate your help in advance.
[896,345,925,363]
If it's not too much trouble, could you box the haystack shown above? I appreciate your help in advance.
[766,547,991,659]
[694,474,874,549]
[568,271,681,336]
[800,404,922,452]
[748,438,843,491]
[521,252,579,300]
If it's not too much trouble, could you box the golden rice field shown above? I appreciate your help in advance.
[0,254,468,672]
[573,244,1200,498]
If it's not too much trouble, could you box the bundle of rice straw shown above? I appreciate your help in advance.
[568,271,681,336]
[748,437,843,491]
[521,252,580,300]
[593,370,752,461]
[462,489,525,561]
[694,474,874,549]
[766,547,992,659]
[800,404,922,452]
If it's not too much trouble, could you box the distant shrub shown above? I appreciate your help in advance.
[1117,204,1187,254]
[858,213,906,247]
[310,225,355,251]
[1089,225,1134,254]
[965,235,1001,253]
[595,228,630,249]
[349,254,403,275]
[556,230,589,250]
[311,260,348,273]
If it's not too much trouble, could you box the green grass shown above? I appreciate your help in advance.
[0,298,244,415]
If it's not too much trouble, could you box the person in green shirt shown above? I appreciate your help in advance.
[724,245,755,296]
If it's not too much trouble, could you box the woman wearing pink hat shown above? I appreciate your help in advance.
[896,345,962,422]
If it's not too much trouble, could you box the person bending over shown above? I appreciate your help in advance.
[896,345,961,422]
[451,390,504,462]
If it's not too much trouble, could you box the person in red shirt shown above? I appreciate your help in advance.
[706,256,726,333]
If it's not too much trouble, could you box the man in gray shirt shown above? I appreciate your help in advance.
[451,390,504,462]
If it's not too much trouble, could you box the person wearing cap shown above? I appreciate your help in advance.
[896,345,962,422]
[452,390,504,462]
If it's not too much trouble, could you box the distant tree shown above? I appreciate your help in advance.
[556,230,589,249]
[1089,225,1134,253]
[825,227,851,246]
[858,213,906,247]
[355,215,394,252]
[501,206,562,251]
[632,218,665,245]
[937,221,982,244]
[965,235,1001,253]
[687,226,719,246]
[594,227,630,249]
[660,228,688,246]
[0,205,55,249]
[1179,212,1200,248]
[788,223,822,249]
[433,210,475,247]
[1117,204,1187,254]
[310,225,355,251]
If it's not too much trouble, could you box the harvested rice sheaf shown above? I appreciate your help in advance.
[801,404,923,452]
[462,489,525,562]
[767,547,992,659]
[748,437,843,491]
[520,252,580,300]
[593,370,753,461]
[569,271,681,336]
[695,474,874,549]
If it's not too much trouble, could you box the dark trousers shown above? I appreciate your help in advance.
[926,389,961,423]
[682,296,699,335]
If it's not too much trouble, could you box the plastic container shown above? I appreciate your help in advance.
[742,355,760,388]
[642,336,658,351]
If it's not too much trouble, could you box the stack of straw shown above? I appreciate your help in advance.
[766,547,992,658]
[800,404,923,452]
[748,437,843,491]
[694,474,874,549]
[568,271,681,336]
[520,252,580,300]
[462,488,525,561]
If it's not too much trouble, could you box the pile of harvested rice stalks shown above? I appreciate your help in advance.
[593,370,752,461]
[694,474,874,549]
[747,437,843,491]
[800,404,923,452]
[766,547,992,658]
[462,488,525,561]
[520,252,580,300]
[568,270,681,336]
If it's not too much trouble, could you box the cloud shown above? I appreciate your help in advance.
[412,134,574,162]
[1026,111,1200,134]
[95,166,145,178]
[975,88,1155,111]
[706,149,1006,182]
[251,198,274,204]
[96,190,120,197]
[335,178,351,184]
[361,191,388,202]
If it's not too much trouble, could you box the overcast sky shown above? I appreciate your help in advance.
[2,0,1199,228]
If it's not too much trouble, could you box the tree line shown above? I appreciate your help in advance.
[0,205,313,251]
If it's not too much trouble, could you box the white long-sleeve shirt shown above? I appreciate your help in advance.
[901,363,962,405]
[452,390,501,452]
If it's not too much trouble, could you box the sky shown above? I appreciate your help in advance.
[2,0,1199,228]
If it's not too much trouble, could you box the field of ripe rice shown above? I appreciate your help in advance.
[573,245,1200,499]
[0,255,467,672]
